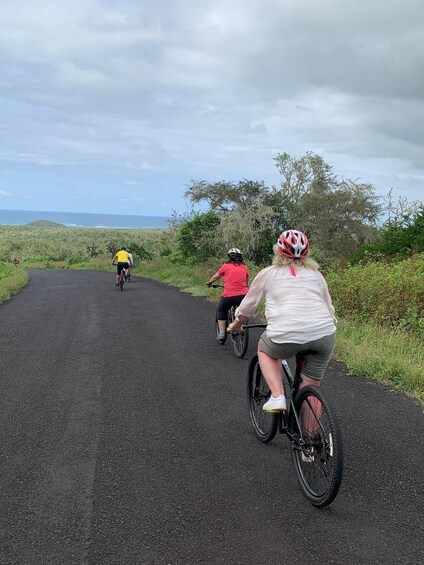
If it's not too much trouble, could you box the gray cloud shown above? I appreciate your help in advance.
[0,0,423,214]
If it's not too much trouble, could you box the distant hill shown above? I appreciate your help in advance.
[26,220,67,228]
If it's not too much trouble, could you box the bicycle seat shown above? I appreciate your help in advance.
[295,349,317,367]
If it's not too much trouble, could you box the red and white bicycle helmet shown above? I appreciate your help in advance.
[277,230,309,259]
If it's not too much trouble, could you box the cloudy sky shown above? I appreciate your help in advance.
[0,0,423,217]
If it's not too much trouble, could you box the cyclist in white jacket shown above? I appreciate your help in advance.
[229,230,336,412]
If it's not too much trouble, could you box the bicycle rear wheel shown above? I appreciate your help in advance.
[119,278,124,291]
[290,386,343,507]
[232,328,249,358]
[247,355,278,442]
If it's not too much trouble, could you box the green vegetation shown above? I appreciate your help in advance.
[0,224,173,266]
[351,205,424,261]
[0,263,29,302]
[335,320,423,400]
[327,256,424,337]
[185,151,383,265]
[1,151,423,403]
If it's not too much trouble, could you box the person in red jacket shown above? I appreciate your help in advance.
[207,248,249,343]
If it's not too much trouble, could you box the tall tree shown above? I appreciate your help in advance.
[185,179,287,263]
[185,179,274,212]
[274,152,381,258]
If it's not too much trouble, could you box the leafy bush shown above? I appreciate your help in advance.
[378,207,424,255]
[67,256,87,266]
[178,211,221,261]
[127,242,153,261]
[352,206,424,261]
[327,255,424,336]
[161,251,185,264]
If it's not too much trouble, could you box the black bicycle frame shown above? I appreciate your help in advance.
[282,353,328,454]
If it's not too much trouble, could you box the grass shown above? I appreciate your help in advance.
[0,265,29,303]
[335,320,423,403]
[135,258,215,296]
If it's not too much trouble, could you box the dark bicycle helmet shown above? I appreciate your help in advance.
[277,230,309,259]
[120,246,126,250]
[227,247,243,262]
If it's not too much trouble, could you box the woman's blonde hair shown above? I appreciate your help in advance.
[272,244,319,271]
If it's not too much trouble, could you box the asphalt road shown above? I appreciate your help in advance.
[0,270,423,565]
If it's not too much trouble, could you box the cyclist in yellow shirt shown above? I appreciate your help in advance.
[112,247,130,286]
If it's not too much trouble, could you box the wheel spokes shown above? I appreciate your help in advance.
[296,395,337,497]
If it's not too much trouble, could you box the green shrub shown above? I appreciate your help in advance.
[178,211,221,261]
[353,206,424,260]
[0,264,29,303]
[327,255,424,336]
[127,242,153,261]
[67,255,87,266]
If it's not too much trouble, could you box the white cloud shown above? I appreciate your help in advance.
[0,0,422,214]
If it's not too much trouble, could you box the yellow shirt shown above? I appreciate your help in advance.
[116,250,129,263]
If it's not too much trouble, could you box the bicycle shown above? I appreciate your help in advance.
[208,284,249,358]
[118,272,125,291]
[245,323,343,507]
[115,267,127,291]
[125,266,131,283]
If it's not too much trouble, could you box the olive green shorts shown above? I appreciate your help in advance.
[258,331,336,381]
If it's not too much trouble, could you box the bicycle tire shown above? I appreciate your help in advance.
[225,307,248,358]
[246,355,278,443]
[119,278,124,291]
[289,386,343,507]
[232,327,249,358]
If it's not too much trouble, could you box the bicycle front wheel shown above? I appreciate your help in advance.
[290,386,343,507]
[232,328,249,358]
[247,355,278,442]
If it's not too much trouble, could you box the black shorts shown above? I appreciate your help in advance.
[117,262,129,275]
[216,295,246,320]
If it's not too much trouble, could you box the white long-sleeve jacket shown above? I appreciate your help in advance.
[236,265,336,344]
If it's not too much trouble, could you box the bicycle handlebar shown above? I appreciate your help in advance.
[226,323,266,334]
[207,283,224,288]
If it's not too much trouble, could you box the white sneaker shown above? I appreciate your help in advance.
[301,450,315,463]
[263,394,287,412]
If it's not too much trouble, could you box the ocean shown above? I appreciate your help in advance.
[0,209,169,229]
